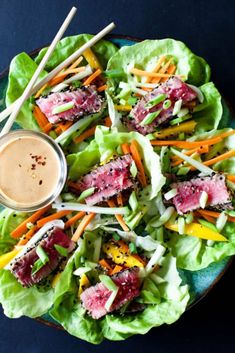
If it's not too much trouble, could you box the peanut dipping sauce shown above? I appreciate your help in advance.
[0,131,66,209]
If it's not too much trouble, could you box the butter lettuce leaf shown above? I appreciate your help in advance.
[0,270,54,318]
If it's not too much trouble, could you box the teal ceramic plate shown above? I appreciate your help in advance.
[0,35,234,329]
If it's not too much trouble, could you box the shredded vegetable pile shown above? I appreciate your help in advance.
[0,35,235,344]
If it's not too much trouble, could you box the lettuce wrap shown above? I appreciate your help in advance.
[0,209,54,318]
[50,227,189,344]
[5,34,118,130]
[106,39,222,134]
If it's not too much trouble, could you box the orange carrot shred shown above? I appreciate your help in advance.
[83,69,102,86]
[197,209,235,223]
[195,211,216,224]
[72,213,96,241]
[145,56,166,84]
[150,58,173,84]
[107,199,129,231]
[110,265,123,275]
[190,150,235,171]
[151,136,223,149]
[64,211,86,229]
[130,140,147,187]
[121,143,131,155]
[16,226,38,246]
[11,205,51,239]
[73,126,96,144]
[43,122,53,134]
[99,259,112,271]
[227,175,235,183]
[171,145,209,167]
[33,106,49,130]
[97,84,107,92]
[117,194,123,207]
[34,83,49,99]
[36,210,72,228]
[104,116,112,127]
[68,56,83,70]
[161,64,177,82]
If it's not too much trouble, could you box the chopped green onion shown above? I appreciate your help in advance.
[178,132,185,140]
[172,99,182,115]
[177,166,190,175]
[225,210,235,217]
[164,188,178,201]
[146,133,155,140]
[155,227,164,242]
[129,242,137,254]
[49,131,57,139]
[171,148,214,175]
[99,275,118,292]
[36,245,49,265]
[130,161,138,178]
[145,94,166,108]
[216,212,228,232]
[129,191,138,212]
[163,99,171,109]
[54,244,68,257]
[31,259,45,276]
[73,267,91,276]
[198,219,217,232]
[105,289,119,311]
[104,69,125,78]
[52,101,75,115]
[177,108,189,118]
[199,191,208,209]
[169,114,192,126]
[140,110,162,126]
[178,217,185,235]
[149,206,175,227]
[128,96,138,105]
[93,237,102,263]
[185,212,194,224]
[78,187,95,202]
[113,233,120,241]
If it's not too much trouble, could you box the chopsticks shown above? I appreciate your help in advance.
[0,22,116,130]
[0,6,77,136]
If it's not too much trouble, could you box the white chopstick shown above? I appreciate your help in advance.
[0,6,77,136]
[0,22,116,126]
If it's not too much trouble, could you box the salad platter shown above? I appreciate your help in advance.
[0,24,235,344]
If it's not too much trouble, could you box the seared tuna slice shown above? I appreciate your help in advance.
[36,86,103,124]
[81,268,140,319]
[73,154,136,205]
[10,227,75,287]
[128,77,198,135]
[172,174,232,215]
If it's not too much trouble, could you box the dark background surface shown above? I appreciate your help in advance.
[0,0,235,352]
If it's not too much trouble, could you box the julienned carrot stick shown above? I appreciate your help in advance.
[110,265,123,275]
[99,259,112,271]
[55,121,73,135]
[97,84,107,92]
[64,211,86,229]
[34,83,49,98]
[37,210,72,228]
[190,150,235,170]
[117,193,123,207]
[68,56,83,70]
[151,58,173,84]
[104,116,112,127]
[130,67,182,79]
[195,211,216,224]
[11,205,51,238]
[83,68,102,86]
[145,56,166,83]
[130,140,147,187]
[43,122,53,134]
[33,106,49,130]
[161,64,176,82]
[197,209,235,222]
[227,175,235,183]
[49,67,86,86]
[72,213,96,241]
[107,199,129,231]
[121,143,131,154]
[16,226,38,246]
[171,145,209,167]
[151,136,222,149]
[73,126,96,144]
